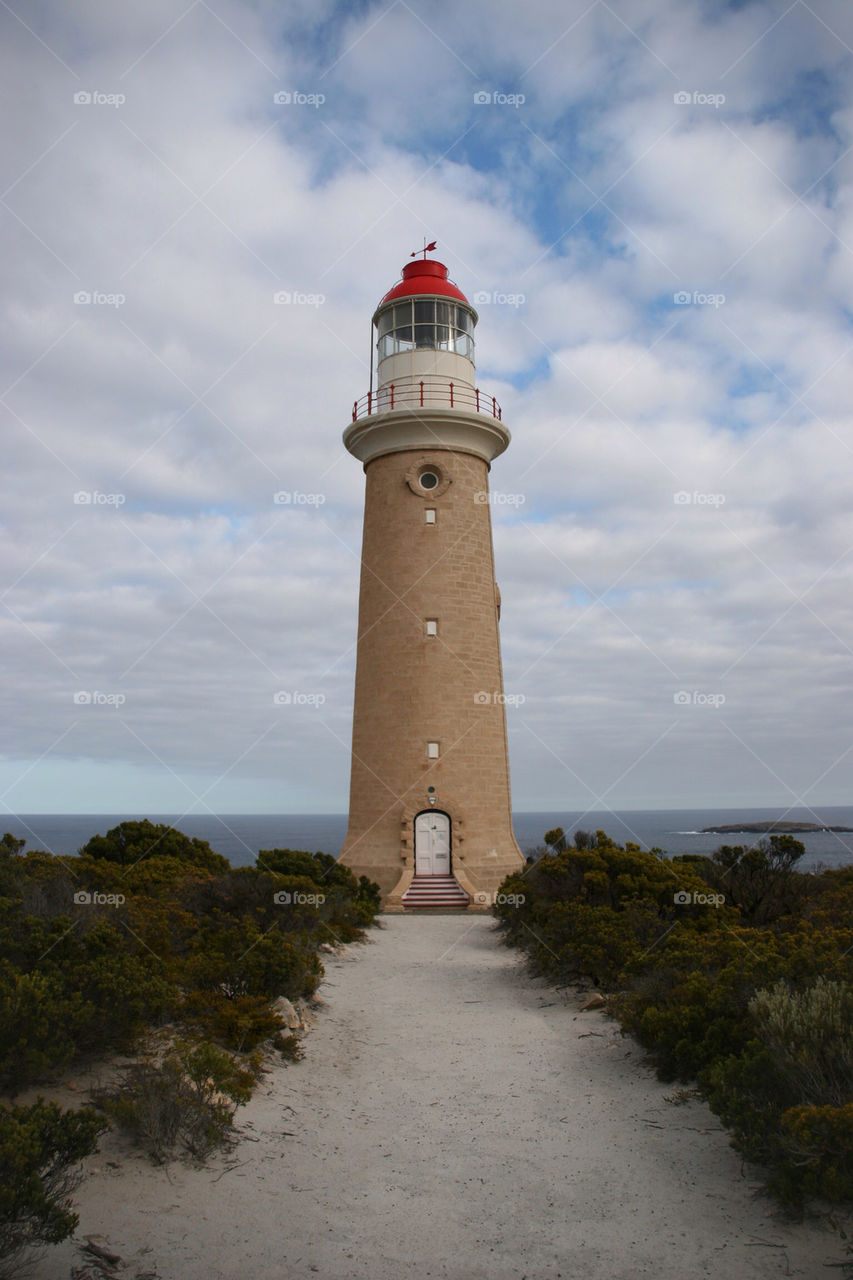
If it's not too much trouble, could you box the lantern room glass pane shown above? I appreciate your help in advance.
[376,296,477,359]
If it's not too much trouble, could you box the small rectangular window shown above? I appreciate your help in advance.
[427,741,439,759]
[426,619,437,636]
[425,509,436,524]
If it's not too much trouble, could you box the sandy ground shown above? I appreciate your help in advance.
[28,915,840,1280]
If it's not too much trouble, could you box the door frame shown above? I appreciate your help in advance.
[413,809,452,876]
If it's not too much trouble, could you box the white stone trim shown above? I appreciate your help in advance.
[343,407,511,466]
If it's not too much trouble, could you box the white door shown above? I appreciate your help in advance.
[414,811,451,876]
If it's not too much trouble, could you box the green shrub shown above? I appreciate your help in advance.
[0,912,174,1094]
[702,978,853,1207]
[0,1099,106,1271]
[256,848,349,885]
[183,991,285,1053]
[779,1104,853,1203]
[494,833,717,989]
[749,978,853,1108]
[178,916,323,1002]
[95,1039,257,1164]
[255,850,381,931]
[0,965,88,1093]
[699,836,811,923]
[616,926,786,1080]
[79,820,229,875]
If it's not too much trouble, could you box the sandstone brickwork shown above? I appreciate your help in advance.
[339,441,524,908]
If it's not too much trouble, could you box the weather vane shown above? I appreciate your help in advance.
[410,239,437,260]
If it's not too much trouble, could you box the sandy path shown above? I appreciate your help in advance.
[32,916,835,1279]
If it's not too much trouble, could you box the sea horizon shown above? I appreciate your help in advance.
[4,805,853,871]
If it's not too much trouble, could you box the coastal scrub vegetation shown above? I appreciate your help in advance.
[495,828,853,1212]
[0,822,380,1268]
[92,1039,259,1164]
[0,1099,107,1275]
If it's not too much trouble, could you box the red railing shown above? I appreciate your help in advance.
[352,376,502,423]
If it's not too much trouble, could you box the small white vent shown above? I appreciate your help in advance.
[427,741,439,759]
[426,619,437,636]
[425,508,436,524]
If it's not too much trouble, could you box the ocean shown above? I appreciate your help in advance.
[5,807,853,871]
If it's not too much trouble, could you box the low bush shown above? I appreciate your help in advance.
[697,835,813,923]
[0,1098,107,1272]
[750,978,853,1108]
[779,1103,853,1204]
[79,820,230,875]
[94,1039,258,1164]
[183,991,286,1053]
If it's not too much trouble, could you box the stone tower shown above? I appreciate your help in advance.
[339,252,524,910]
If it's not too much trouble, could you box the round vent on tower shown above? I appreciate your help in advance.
[405,460,451,498]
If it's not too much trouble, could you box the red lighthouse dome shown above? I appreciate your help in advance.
[376,258,471,310]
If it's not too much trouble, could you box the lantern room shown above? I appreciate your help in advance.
[376,299,475,360]
[372,258,478,392]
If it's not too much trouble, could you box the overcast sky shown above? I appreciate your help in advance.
[2,0,853,822]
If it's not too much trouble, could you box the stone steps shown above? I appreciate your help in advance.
[401,875,470,911]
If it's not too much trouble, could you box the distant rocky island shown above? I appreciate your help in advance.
[701,820,853,834]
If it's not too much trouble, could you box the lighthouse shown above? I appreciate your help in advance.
[339,249,524,910]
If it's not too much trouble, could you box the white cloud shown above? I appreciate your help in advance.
[2,0,853,824]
